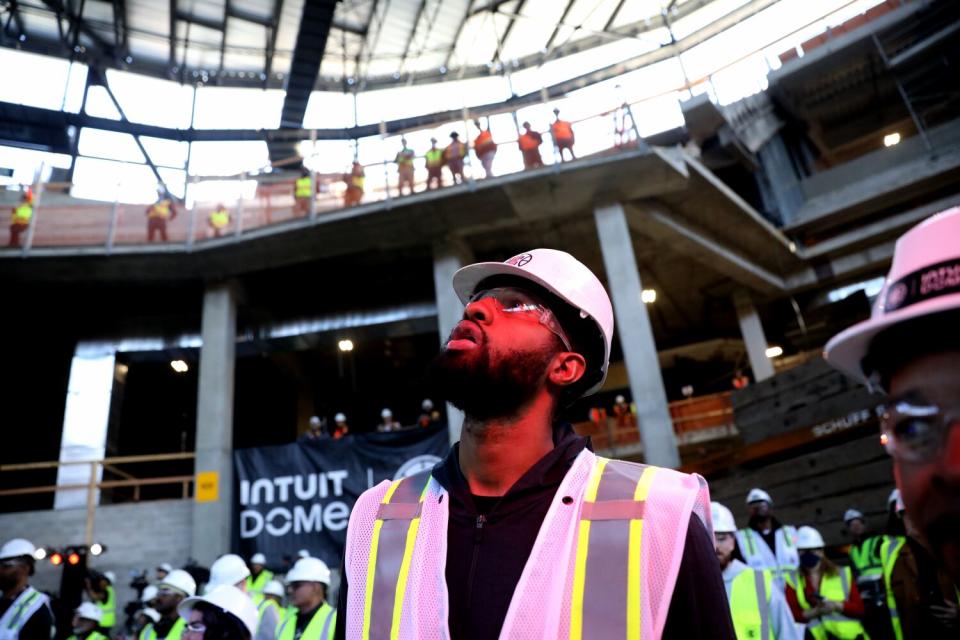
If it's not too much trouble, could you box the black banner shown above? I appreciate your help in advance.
[233,424,450,569]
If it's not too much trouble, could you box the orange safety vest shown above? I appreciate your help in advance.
[519,132,541,151]
[552,120,574,141]
[444,142,465,161]
[148,201,172,219]
[474,131,495,153]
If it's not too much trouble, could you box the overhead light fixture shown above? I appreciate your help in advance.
[765,346,784,358]
[338,339,354,353]
[89,543,103,556]
[883,132,901,147]
[170,360,189,373]
[641,289,657,304]
[33,548,47,561]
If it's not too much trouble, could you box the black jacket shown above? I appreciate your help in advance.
[334,424,734,639]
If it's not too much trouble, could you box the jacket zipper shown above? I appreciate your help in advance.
[465,514,487,615]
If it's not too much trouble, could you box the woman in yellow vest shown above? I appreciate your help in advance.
[786,527,870,640]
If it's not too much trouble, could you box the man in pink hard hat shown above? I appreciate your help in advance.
[826,207,960,597]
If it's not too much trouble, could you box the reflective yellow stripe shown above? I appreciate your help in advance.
[361,480,403,640]
[569,457,608,640]
[627,467,659,638]
[389,482,431,640]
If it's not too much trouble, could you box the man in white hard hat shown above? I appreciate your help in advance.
[0,538,53,640]
[260,580,285,622]
[68,602,108,640]
[245,554,273,604]
[278,558,336,640]
[825,207,960,592]
[376,408,400,432]
[178,585,259,640]
[156,563,173,583]
[207,554,279,640]
[86,570,117,632]
[331,413,349,440]
[301,416,325,441]
[736,488,799,590]
[336,249,732,638]
[136,607,161,640]
[153,569,197,640]
[843,506,889,637]
[711,503,799,639]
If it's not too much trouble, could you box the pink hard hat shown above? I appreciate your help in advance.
[824,207,960,387]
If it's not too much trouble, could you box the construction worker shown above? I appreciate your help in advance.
[331,413,349,440]
[551,108,576,161]
[156,563,173,583]
[136,607,161,640]
[612,393,637,428]
[87,571,116,633]
[177,585,259,640]
[300,416,326,441]
[334,248,733,639]
[208,203,230,237]
[343,162,364,207]
[294,168,313,217]
[206,554,279,640]
[0,538,53,640]
[245,554,273,605]
[277,558,336,640]
[712,502,800,640]
[68,602,108,640]
[784,526,869,640]
[825,207,960,591]
[843,509,890,639]
[425,138,444,190]
[736,488,800,590]
[146,192,177,242]
[8,189,33,248]
[376,408,400,432]
[153,569,197,640]
[444,132,467,185]
[394,138,416,195]
[878,493,957,638]
[518,121,544,169]
[473,119,497,178]
[417,398,440,428]
[260,581,286,625]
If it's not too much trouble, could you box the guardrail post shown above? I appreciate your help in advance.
[21,162,45,257]
[186,177,199,249]
[106,182,121,254]
[235,172,246,237]
[85,461,98,546]
[308,129,318,222]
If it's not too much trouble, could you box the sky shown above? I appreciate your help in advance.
[0,0,885,205]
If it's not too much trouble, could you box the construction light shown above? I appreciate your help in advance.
[337,339,354,353]
[33,548,46,561]
[641,289,657,304]
[49,552,63,566]
[170,360,189,373]
[883,132,901,147]
[765,346,784,358]
[67,552,81,566]
[89,543,103,556]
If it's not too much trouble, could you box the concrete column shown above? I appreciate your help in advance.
[432,238,474,446]
[733,290,775,382]
[191,282,237,564]
[594,202,680,468]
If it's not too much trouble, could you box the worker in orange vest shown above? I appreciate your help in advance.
[8,189,33,248]
[343,161,365,207]
[425,138,445,190]
[145,192,177,242]
[518,122,543,170]
[444,132,467,185]
[473,119,497,178]
[551,108,576,161]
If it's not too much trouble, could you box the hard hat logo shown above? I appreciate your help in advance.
[506,253,533,267]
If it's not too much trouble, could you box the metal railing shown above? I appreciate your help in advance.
[0,452,195,545]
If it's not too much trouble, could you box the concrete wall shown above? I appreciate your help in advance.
[0,499,193,611]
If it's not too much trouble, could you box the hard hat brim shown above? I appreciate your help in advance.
[825,292,960,387]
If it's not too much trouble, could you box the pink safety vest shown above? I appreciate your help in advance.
[343,448,711,639]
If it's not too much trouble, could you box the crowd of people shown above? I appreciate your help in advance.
[297,399,442,441]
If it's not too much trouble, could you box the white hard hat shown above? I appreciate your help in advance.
[309,416,321,428]
[334,413,346,423]
[142,608,161,624]
[453,248,615,397]
[263,580,285,598]
[209,554,251,588]
[796,526,826,550]
[141,585,159,603]
[843,509,865,523]
[381,408,393,418]
[894,492,905,514]
[178,585,258,638]
[250,553,266,565]
[297,549,310,559]
[421,399,434,411]
[826,207,960,388]
[0,538,36,562]
[746,488,772,505]
[104,571,116,584]
[75,602,103,623]
[615,394,626,404]
[711,502,737,534]
[285,557,331,585]
[157,562,173,573]
[888,488,900,507]
[160,569,197,597]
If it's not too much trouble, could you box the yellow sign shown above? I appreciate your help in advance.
[196,471,219,502]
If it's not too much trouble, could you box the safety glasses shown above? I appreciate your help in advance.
[880,393,959,463]
[468,287,572,351]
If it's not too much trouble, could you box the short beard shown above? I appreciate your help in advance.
[427,342,556,423]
